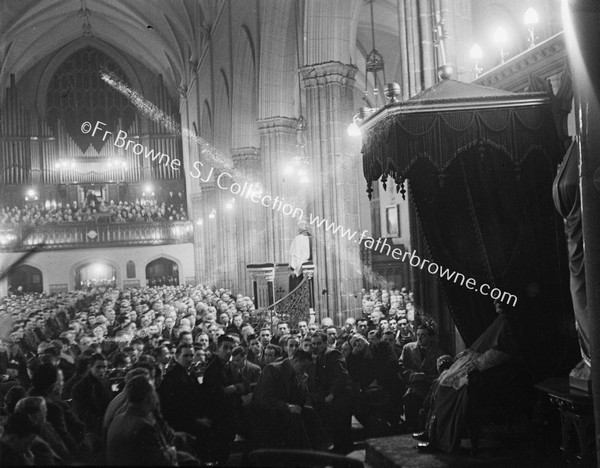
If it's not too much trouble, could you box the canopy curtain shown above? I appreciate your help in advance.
[362,102,573,378]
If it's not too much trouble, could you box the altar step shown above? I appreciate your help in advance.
[364,430,567,468]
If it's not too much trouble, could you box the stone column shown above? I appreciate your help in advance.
[257,117,298,263]
[214,175,237,290]
[190,192,204,282]
[232,147,267,294]
[193,183,220,285]
[300,61,362,317]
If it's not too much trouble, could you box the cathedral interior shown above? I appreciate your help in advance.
[2,0,600,466]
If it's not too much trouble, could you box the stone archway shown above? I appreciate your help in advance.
[75,261,117,290]
[8,265,43,294]
[145,258,179,287]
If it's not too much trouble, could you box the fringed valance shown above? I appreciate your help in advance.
[362,102,557,198]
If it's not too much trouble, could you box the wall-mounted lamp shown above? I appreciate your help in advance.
[493,27,508,63]
[524,7,539,48]
[470,44,483,78]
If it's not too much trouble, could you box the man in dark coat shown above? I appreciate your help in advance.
[246,334,265,368]
[158,343,211,435]
[202,335,239,464]
[310,331,353,453]
[107,375,176,466]
[398,323,444,431]
[250,349,325,449]
[72,353,113,451]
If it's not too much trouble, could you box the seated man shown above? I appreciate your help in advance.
[263,344,281,366]
[418,301,515,453]
[230,346,261,406]
[0,411,41,465]
[310,331,353,453]
[250,349,326,449]
[202,335,239,465]
[398,323,444,432]
[246,334,264,368]
[413,354,454,441]
[107,376,177,466]
[347,335,404,437]
[158,344,211,458]
[397,318,415,348]
[71,353,113,451]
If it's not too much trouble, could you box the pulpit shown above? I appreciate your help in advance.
[246,262,315,329]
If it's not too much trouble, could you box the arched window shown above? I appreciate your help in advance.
[126,261,136,279]
[9,265,43,294]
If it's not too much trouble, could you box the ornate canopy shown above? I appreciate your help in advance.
[361,78,573,378]
[362,79,558,197]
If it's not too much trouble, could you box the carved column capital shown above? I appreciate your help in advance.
[231,147,261,164]
[299,61,358,88]
[257,117,298,136]
[191,192,204,203]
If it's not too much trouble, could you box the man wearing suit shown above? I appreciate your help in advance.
[398,323,444,431]
[251,349,324,449]
[107,375,177,466]
[72,353,113,451]
[202,335,239,464]
[230,346,261,398]
[311,331,353,453]
[0,332,28,386]
[161,316,177,342]
[158,344,211,436]
[246,334,265,368]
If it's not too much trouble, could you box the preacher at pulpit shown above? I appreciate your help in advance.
[289,221,312,291]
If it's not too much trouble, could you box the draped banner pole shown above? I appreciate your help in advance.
[564,0,600,463]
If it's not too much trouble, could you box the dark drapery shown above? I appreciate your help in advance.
[361,81,574,377]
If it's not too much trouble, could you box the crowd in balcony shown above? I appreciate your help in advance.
[0,281,514,464]
[0,195,187,228]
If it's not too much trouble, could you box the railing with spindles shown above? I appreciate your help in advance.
[254,276,311,332]
[0,221,193,251]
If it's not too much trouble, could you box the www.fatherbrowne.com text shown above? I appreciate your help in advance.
[307,212,517,306]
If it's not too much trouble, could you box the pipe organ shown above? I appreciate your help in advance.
[0,47,183,207]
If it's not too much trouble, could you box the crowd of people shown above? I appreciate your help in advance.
[0,193,187,227]
[0,282,511,465]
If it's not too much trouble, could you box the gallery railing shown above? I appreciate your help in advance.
[0,221,193,251]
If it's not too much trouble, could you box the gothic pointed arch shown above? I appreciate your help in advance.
[45,47,137,153]
[232,25,259,148]
[36,38,145,119]
[214,69,231,153]
[145,257,180,286]
[8,265,43,294]
[201,99,213,142]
